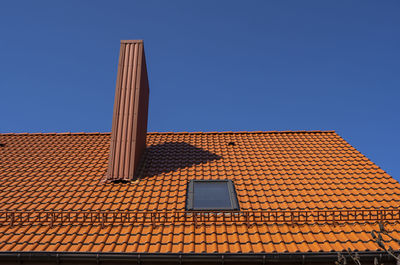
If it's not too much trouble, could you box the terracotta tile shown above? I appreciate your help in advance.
[1,132,400,253]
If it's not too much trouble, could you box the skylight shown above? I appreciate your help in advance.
[186,180,240,210]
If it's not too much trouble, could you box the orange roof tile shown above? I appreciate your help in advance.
[0,131,400,253]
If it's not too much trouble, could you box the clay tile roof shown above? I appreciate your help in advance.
[0,130,400,253]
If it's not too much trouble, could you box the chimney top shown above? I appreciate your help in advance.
[120,40,144,44]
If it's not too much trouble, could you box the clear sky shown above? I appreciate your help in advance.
[1,1,399,180]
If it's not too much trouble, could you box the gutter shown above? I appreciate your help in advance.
[0,251,397,264]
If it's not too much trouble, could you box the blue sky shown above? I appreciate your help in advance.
[1,1,399,180]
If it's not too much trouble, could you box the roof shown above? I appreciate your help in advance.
[0,130,399,253]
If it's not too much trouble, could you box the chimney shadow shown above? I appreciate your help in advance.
[137,142,222,178]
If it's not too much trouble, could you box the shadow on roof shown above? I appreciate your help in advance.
[138,142,222,178]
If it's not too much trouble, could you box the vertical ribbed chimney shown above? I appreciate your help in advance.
[106,40,149,181]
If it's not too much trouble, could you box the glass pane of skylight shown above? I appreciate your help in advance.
[193,181,232,209]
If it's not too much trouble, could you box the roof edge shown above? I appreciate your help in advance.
[0,251,395,264]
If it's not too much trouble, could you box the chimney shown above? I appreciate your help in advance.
[105,40,149,181]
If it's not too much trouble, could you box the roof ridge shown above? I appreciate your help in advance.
[147,130,336,135]
[0,132,110,136]
[0,130,336,136]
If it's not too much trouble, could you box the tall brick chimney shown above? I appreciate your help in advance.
[106,40,149,181]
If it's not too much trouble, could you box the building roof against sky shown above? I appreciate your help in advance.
[0,130,399,253]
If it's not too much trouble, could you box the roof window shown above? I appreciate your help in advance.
[186,180,239,210]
